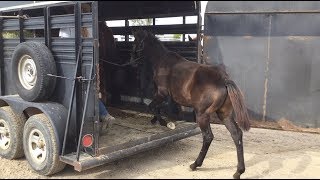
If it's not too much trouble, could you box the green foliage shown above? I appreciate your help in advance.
[2,31,19,38]
[24,30,34,38]
[131,19,153,26]
[2,30,34,39]
[173,34,182,40]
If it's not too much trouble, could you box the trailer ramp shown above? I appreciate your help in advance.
[60,108,201,171]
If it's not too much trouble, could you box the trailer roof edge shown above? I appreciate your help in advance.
[0,1,70,12]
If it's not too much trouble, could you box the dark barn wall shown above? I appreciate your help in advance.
[204,1,320,128]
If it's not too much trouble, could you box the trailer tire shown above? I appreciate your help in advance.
[0,106,25,159]
[23,114,66,176]
[12,42,57,102]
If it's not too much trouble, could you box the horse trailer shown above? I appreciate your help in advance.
[2,0,318,177]
[0,1,203,175]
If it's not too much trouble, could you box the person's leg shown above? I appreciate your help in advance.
[99,100,108,117]
[99,100,115,130]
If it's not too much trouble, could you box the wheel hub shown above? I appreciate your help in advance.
[18,55,37,90]
[0,119,10,150]
[28,129,46,164]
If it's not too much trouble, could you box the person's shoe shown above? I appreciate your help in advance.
[102,114,115,129]
[106,113,115,121]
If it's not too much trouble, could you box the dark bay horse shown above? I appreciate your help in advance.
[130,30,250,179]
[99,21,127,105]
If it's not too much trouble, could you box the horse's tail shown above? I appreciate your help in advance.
[225,79,250,131]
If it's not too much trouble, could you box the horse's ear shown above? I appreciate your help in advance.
[138,27,144,35]
[131,28,137,37]
[131,28,139,37]
[142,29,148,36]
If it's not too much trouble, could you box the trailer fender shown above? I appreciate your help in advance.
[0,95,70,153]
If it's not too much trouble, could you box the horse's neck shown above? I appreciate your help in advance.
[145,43,168,66]
[99,25,120,63]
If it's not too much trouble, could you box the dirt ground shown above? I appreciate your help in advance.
[0,123,319,179]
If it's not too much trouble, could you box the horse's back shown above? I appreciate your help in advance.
[167,58,228,108]
[168,54,227,86]
[196,65,228,84]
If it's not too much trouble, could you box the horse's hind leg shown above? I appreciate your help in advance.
[217,110,245,179]
[190,113,213,170]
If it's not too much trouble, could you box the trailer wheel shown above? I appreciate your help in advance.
[23,114,65,175]
[12,42,57,102]
[0,106,25,159]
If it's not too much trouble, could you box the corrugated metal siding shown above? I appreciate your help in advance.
[204,1,320,128]
[1,7,94,109]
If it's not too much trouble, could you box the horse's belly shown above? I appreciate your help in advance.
[171,93,192,107]
[169,80,193,106]
[168,64,197,106]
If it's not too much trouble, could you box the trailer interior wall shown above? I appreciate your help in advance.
[97,1,201,121]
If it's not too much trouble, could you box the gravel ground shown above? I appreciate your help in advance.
[0,123,319,179]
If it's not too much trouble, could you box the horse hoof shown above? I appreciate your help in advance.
[167,122,176,130]
[159,119,168,127]
[190,163,197,171]
[233,172,241,179]
[150,117,157,125]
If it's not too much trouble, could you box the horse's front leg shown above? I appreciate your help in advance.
[148,93,167,126]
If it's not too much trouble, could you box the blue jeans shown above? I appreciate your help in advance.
[99,100,108,117]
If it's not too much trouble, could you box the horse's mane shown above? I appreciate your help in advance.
[144,31,168,52]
